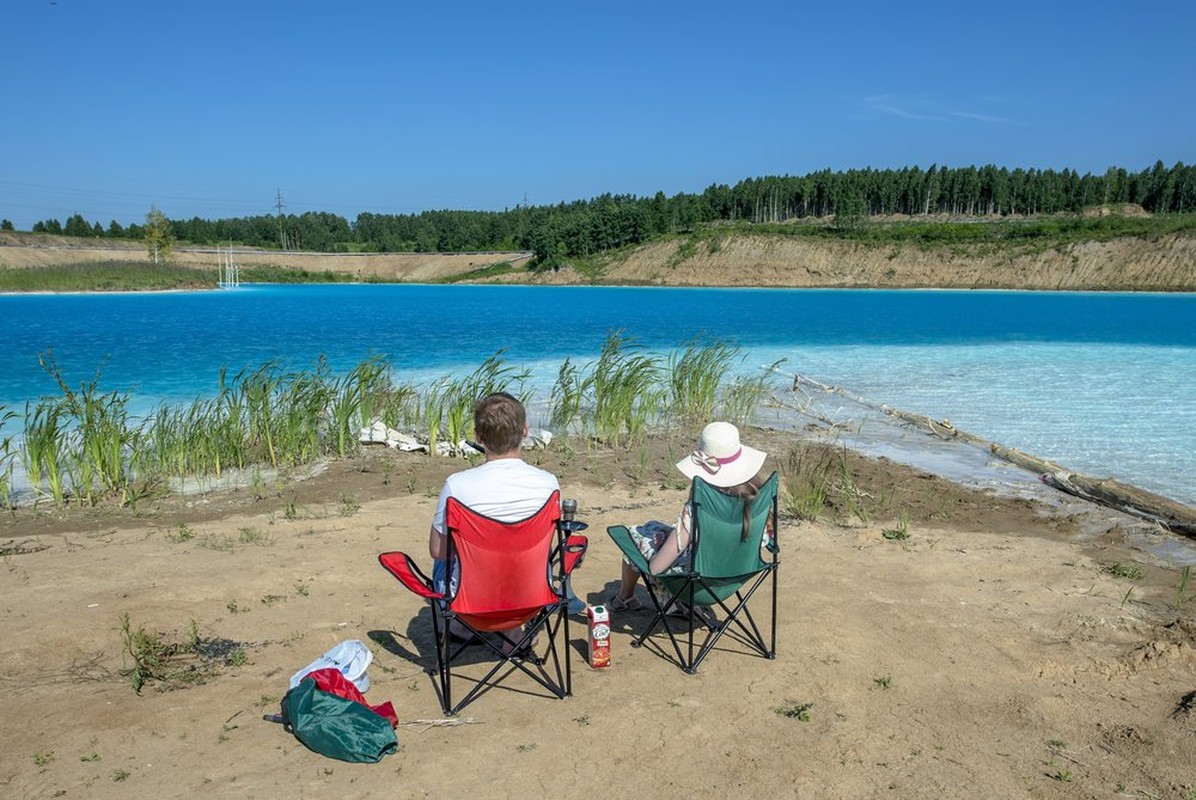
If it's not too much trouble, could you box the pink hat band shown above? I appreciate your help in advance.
[692,447,742,473]
[676,422,767,488]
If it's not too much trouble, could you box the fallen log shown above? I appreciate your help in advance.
[1040,471,1196,537]
[786,373,1196,539]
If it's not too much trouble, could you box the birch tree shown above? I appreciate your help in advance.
[144,206,174,263]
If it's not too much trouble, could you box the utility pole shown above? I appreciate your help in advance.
[275,189,287,250]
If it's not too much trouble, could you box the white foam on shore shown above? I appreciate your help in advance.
[762,384,1196,566]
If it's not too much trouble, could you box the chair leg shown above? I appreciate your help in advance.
[634,569,778,674]
[429,601,454,715]
[440,604,573,715]
[562,606,572,697]
[636,575,700,671]
[686,572,775,672]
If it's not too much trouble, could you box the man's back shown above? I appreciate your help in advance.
[434,459,559,529]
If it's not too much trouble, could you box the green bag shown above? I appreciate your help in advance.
[282,678,398,763]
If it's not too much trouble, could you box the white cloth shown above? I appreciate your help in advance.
[289,640,373,693]
[431,458,560,597]
[432,458,560,534]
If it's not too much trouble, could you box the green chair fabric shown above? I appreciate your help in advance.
[607,471,780,673]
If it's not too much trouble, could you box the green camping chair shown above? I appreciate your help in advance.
[607,472,780,673]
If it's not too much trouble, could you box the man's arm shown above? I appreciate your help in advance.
[428,525,446,560]
[429,477,452,560]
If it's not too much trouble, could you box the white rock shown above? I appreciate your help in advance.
[359,420,391,444]
[523,428,554,449]
[389,431,426,452]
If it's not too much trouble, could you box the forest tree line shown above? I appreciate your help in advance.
[18,160,1195,269]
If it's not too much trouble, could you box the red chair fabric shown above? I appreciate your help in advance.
[378,552,442,600]
[446,492,560,630]
[378,489,588,715]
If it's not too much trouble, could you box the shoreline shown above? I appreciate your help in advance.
[4,346,1195,545]
[5,411,1195,567]
[784,375,1196,542]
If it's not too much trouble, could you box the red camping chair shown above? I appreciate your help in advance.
[378,490,588,715]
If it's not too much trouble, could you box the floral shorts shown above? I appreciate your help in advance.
[625,520,690,575]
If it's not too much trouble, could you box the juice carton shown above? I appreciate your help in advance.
[587,604,611,668]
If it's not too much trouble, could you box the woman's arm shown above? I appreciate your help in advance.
[648,504,692,574]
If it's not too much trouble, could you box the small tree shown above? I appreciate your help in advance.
[1,219,13,231]
[65,213,92,237]
[144,205,174,263]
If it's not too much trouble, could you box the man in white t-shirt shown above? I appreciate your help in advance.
[428,392,559,604]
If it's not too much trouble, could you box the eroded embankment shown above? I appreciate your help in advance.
[507,232,1196,290]
[4,229,1194,290]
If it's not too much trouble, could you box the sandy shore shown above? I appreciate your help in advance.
[1,429,1194,799]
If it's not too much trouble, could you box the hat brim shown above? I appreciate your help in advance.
[675,444,767,488]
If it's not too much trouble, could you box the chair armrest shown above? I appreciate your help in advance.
[378,551,444,600]
[606,525,651,575]
[563,534,588,574]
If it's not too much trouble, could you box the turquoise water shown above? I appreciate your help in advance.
[1,285,1194,505]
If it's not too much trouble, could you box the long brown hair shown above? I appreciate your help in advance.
[718,474,765,541]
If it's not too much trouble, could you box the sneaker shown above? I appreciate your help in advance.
[607,593,643,612]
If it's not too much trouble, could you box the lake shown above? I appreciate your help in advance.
[1,284,1193,506]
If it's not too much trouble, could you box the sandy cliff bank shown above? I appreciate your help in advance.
[3,228,1193,290]
[503,232,1196,291]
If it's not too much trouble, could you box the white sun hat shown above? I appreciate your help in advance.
[675,421,767,488]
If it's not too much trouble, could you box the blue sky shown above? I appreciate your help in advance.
[2,0,1193,231]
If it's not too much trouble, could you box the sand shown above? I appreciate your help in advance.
[1,429,1194,799]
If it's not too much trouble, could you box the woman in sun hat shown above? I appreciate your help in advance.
[607,421,769,612]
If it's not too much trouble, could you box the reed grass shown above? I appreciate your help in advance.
[274,362,332,465]
[669,337,738,423]
[1177,565,1192,608]
[418,377,449,455]
[447,355,507,447]
[592,332,665,445]
[240,361,284,468]
[10,340,781,507]
[0,407,15,507]
[328,356,392,457]
[0,262,213,293]
[375,379,421,432]
[430,353,531,453]
[22,399,70,505]
[720,358,784,425]
[42,356,135,505]
[550,334,778,443]
[836,445,870,523]
[549,357,585,432]
[779,442,835,521]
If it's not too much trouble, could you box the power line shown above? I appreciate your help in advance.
[275,189,289,249]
